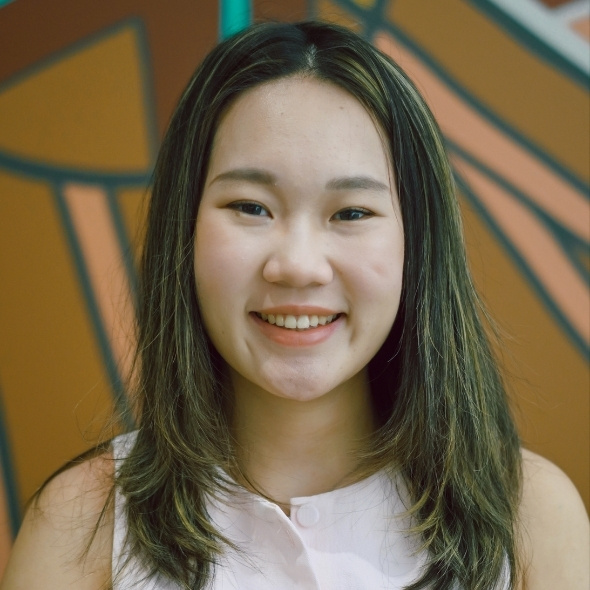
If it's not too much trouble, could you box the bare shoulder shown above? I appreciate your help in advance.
[0,450,114,590]
[518,449,589,590]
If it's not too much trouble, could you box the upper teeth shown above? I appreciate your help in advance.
[258,313,338,329]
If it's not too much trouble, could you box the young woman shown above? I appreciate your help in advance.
[2,21,588,590]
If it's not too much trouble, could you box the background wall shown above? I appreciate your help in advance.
[0,0,587,575]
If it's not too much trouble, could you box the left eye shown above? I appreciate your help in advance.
[331,208,373,221]
[227,201,269,216]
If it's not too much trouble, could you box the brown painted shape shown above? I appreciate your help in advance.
[253,0,308,21]
[0,172,115,505]
[0,26,150,171]
[454,154,589,344]
[389,0,590,181]
[461,193,589,510]
[317,0,363,31]
[0,0,218,138]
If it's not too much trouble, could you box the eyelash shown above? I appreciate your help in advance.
[331,208,374,221]
[227,201,269,216]
[226,201,374,221]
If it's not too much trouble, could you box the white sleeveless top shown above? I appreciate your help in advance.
[111,432,506,589]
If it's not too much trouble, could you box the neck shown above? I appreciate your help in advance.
[230,370,376,509]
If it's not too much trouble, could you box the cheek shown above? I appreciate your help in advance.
[194,217,244,299]
[349,233,404,307]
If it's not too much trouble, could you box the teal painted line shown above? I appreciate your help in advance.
[219,0,252,40]
[324,0,588,195]
[0,150,150,188]
[449,140,590,287]
[0,382,21,537]
[466,0,589,89]
[53,185,135,429]
[360,0,391,41]
[105,186,139,298]
[455,172,589,361]
[0,0,15,7]
[132,19,160,166]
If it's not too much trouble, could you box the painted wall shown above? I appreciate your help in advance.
[0,0,587,575]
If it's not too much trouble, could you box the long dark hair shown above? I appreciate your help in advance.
[116,21,522,590]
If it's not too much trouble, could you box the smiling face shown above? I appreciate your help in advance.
[194,76,404,403]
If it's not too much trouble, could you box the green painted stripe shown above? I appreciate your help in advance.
[449,140,590,287]
[0,150,150,187]
[220,0,252,40]
[0,0,15,7]
[0,382,21,537]
[455,171,589,361]
[53,185,135,429]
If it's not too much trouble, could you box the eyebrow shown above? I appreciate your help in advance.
[208,168,278,187]
[209,168,389,193]
[325,176,389,193]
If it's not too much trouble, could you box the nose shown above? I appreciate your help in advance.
[262,223,334,288]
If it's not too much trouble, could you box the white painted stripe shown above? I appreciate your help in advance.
[487,0,590,73]
[552,0,590,25]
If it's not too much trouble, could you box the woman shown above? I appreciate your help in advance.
[2,21,588,590]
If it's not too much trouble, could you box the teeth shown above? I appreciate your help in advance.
[257,313,338,330]
[296,316,310,329]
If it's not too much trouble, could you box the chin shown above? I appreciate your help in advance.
[264,380,333,403]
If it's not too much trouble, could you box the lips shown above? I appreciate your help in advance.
[251,308,343,347]
[256,312,340,330]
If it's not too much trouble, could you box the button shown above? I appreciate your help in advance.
[295,503,320,527]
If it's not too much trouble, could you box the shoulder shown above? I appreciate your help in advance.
[518,449,589,590]
[0,450,114,590]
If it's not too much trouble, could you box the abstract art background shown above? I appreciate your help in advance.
[0,0,587,574]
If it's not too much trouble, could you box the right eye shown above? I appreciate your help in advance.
[227,201,270,217]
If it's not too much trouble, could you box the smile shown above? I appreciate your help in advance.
[256,312,340,330]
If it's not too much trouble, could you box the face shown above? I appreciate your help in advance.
[194,76,404,403]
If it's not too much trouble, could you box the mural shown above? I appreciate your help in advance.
[0,0,587,575]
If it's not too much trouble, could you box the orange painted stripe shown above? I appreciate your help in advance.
[375,33,589,243]
[455,154,589,346]
[571,16,590,41]
[63,184,136,387]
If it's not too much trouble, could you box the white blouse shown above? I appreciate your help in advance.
[111,432,427,589]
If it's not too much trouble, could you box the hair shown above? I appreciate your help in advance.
[115,20,522,590]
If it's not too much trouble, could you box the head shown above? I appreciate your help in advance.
[129,22,521,589]
[138,20,462,441]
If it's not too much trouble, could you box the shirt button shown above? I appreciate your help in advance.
[295,503,320,527]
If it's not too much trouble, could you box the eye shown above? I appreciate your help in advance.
[227,201,270,217]
[331,207,374,221]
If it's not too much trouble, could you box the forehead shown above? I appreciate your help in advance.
[207,76,392,184]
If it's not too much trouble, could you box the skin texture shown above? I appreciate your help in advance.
[1,77,588,589]
[0,454,113,589]
[195,77,404,405]
[193,77,404,502]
